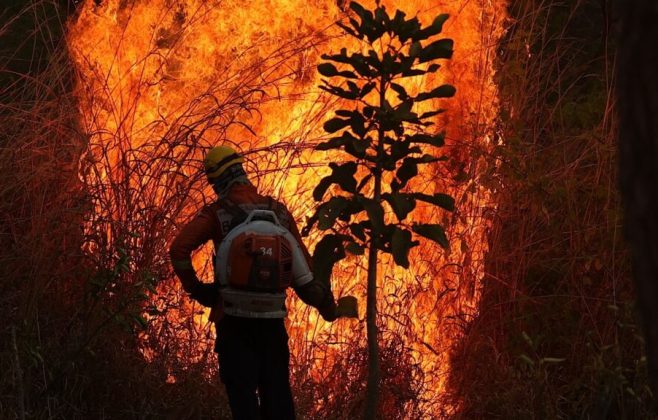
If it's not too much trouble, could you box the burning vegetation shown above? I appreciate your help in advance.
[1,0,653,418]
[65,0,505,416]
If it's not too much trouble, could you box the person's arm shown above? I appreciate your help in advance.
[169,207,219,307]
[282,207,340,321]
[295,281,339,321]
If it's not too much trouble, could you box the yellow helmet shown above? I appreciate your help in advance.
[203,146,244,180]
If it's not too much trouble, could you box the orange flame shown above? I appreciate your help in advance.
[67,0,507,415]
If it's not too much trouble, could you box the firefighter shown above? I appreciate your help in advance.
[169,145,357,419]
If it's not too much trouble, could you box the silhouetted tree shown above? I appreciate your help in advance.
[305,1,455,417]
[617,0,658,402]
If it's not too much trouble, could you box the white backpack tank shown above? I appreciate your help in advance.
[214,206,313,318]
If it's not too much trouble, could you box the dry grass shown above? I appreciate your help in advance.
[446,0,653,418]
[3,0,648,418]
[0,1,231,417]
[1,0,426,417]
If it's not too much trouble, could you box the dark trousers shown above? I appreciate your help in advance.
[215,315,296,420]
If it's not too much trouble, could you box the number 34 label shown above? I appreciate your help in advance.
[260,247,273,256]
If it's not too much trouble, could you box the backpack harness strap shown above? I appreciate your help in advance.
[216,197,248,220]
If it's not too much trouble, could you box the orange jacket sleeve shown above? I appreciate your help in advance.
[169,207,218,293]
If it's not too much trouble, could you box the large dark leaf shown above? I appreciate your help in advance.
[332,162,358,193]
[360,82,376,97]
[350,112,367,137]
[416,84,456,101]
[338,196,364,221]
[413,192,455,211]
[349,222,367,241]
[349,2,380,42]
[322,50,375,78]
[335,110,354,117]
[364,50,382,72]
[391,227,416,268]
[336,21,361,39]
[323,117,351,133]
[319,83,360,100]
[374,5,389,26]
[391,9,407,25]
[317,131,370,158]
[383,192,416,221]
[312,162,358,201]
[338,70,359,79]
[412,223,449,248]
[350,54,375,77]
[318,63,339,77]
[418,38,454,63]
[316,196,351,230]
[312,176,334,202]
[415,14,449,40]
[321,49,351,64]
[410,153,444,164]
[359,197,385,231]
[345,241,365,255]
[389,139,422,162]
[350,2,371,21]
[390,10,406,31]
[408,41,422,58]
[396,158,418,188]
[346,81,360,96]
[396,16,421,42]
[339,110,370,136]
[363,106,376,119]
[394,55,416,76]
[408,132,445,147]
[390,83,409,100]
[316,136,348,151]
[394,100,415,122]
[400,68,426,78]
[419,110,445,119]
[344,136,371,158]
[312,234,347,286]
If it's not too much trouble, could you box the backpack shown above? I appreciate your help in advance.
[214,198,312,318]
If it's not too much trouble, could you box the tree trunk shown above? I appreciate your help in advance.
[617,0,658,400]
[364,75,387,420]
[364,242,380,419]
